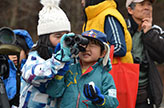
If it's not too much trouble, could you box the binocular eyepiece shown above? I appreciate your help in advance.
[64,34,89,55]
[64,34,89,47]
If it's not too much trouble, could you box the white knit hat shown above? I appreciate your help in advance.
[37,0,71,36]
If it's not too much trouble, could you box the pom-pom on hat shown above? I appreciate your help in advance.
[37,0,71,36]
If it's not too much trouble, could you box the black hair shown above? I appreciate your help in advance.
[85,0,105,7]
[31,34,54,60]
[129,2,136,10]
[14,35,29,54]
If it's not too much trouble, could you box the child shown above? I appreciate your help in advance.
[18,0,72,107]
[2,28,34,107]
[46,29,119,108]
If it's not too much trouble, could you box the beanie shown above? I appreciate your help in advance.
[37,0,71,36]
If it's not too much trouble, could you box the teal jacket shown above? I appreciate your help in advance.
[47,60,119,108]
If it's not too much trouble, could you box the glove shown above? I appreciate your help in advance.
[83,83,105,105]
[54,33,75,62]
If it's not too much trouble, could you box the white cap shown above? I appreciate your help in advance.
[37,0,71,36]
[126,0,155,8]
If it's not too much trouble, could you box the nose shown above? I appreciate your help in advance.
[81,0,85,7]
[143,2,152,10]
[85,45,90,51]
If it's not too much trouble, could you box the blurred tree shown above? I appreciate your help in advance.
[0,0,163,42]
[0,0,41,42]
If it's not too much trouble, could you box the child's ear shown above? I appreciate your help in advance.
[100,50,106,58]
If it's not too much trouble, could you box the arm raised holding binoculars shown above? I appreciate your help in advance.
[54,33,75,62]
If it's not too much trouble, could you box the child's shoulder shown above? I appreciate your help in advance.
[29,51,38,56]
[27,51,44,62]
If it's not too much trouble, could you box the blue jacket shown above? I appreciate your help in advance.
[2,29,33,100]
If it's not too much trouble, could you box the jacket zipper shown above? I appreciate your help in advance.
[76,92,81,108]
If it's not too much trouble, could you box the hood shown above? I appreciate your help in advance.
[13,29,34,49]
[85,0,117,20]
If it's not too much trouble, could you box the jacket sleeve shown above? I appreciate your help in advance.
[21,52,66,87]
[105,16,127,57]
[45,65,69,98]
[46,76,66,98]
[142,25,164,63]
[95,72,119,108]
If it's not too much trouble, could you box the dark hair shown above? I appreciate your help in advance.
[85,0,105,7]
[31,34,54,60]
[129,2,136,10]
[14,35,29,54]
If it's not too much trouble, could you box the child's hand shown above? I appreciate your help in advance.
[83,83,105,105]
[54,33,75,62]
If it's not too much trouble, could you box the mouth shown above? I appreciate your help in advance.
[13,60,17,63]
[82,53,91,57]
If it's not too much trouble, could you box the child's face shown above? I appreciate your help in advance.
[79,42,105,66]
[50,31,68,46]
[8,50,26,66]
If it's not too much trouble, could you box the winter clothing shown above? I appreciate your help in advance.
[83,83,105,105]
[47,60,119,108]
[83,0,133,64]
[46,30,119,108]
[142,25,164,63]
[126,15,164,108]
[19,51,69,108]
[13,29,34,50]
[19,0,71,107]
[54,33,75,62]
[1,29,34,107]
[37,0,71,36]
[3,60,20,100]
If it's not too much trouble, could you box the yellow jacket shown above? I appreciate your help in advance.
[83,0,133,63]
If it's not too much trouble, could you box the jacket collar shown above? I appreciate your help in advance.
[80,58,111,76]
[127,14,139,36]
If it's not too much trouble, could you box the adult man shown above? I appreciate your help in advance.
[126,0,164,107]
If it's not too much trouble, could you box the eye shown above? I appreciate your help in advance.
[55,34,62,38]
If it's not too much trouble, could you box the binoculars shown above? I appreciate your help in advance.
[64,34,89,55]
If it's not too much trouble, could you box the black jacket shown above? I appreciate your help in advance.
[126,15,164,107]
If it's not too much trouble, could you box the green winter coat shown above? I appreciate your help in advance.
[46,60,119,108]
